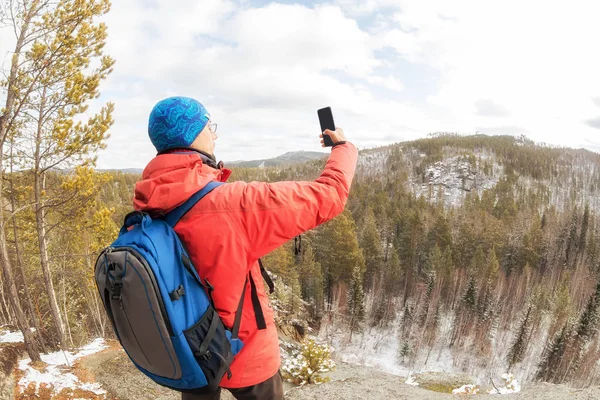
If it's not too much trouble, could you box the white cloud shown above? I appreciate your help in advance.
[366,75,404,91]
[222,4,378,77]
[91,1,428,168]
[587,118,600,130]
[2,0,600,169]
[475,99,510,117]
[334,0,401,17]
[379,0,600,149]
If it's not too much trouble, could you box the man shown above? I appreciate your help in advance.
[133,96,358,400]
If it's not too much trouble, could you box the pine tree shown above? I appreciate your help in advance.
[313,211,364,306]
[297,246,324,322]
[400,303,413,340]
[10,0,114,351]
[553,276,571,328]
[440,246,454,301]
[576,281,600,342]
[541,211,547,230]
[507,305,532,369]
[263,242,302,320]
[383,248,401,298]
[455,220,477,269]
[565,210,579,265]
[281,339,335,385]
[262,242,295,285]
[478,247,499,320]
[347,263,366,341]
[359,207,383,292]
[463,276,477,312]
[486,247,500,281]
[441,246,454,280]
[578,204,590,260]
[396,210,426,304]
[536,322,571,382]
[371,296,387,328]
[428,245,443,277]
[0,0,50,363]
[427,213,453,250]
[419,273,435,327]
[469,245,486,276]
[522,216,543,270]
[398,341,410,363]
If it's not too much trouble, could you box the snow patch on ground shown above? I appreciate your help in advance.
[0,329,24,343]
[17,338,108,396]
[323,321,458,379]
[489,373,521,394]
[319,304,546,392]
[0,327,37,343]
[332,330,407,376]
[405,375,419,386]
[452,384,479,394]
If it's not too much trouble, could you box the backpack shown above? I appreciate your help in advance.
[94,181,265,394]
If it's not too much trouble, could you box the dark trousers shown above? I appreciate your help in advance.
[181,372,284,400]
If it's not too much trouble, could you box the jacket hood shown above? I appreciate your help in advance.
[133,152,231,215]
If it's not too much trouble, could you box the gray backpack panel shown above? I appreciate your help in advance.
[95,248,182,379]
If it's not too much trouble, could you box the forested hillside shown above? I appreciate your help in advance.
[237,134,600,388]
[5,132,600,392]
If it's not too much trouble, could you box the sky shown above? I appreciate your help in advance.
[1,0,600,169]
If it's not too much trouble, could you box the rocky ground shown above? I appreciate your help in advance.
[78,343,600,400]
[3,340,600,399]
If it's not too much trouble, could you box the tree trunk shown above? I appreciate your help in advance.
[34,87,67,351]
[0,0,44,362]
[8,140,48,351]
[61,266,74,347]
[13,219,48,350]
[85,255,106,337]
[35,172,68,351]
[87,286,106,337]
[0,151,41,362]
[0,234,41,361]
[0,276,13,324]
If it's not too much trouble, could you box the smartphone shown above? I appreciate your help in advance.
[317,107,336,147]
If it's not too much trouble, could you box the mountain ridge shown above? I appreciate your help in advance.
[97,150,328,174]
[226,150,327,168]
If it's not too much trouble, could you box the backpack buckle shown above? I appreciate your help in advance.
[111,282,123,301]
[196,351,211,361]
[169,285,185,301]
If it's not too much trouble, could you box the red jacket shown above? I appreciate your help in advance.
[133,142,358,388]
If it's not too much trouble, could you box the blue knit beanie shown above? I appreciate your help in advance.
[148,96,211,152]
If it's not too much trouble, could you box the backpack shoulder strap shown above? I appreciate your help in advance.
[249,271,267,330]
[163,181,225,227]
[231,276,248,339]
[258,259,274,294]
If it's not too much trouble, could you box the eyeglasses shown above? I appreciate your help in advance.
[208,122,218,133]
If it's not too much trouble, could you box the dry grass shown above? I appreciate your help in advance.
[72,359,96,384]
[55,387,107,399]
[29,360,49,372]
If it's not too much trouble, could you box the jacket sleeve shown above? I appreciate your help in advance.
[235,142,359,260]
